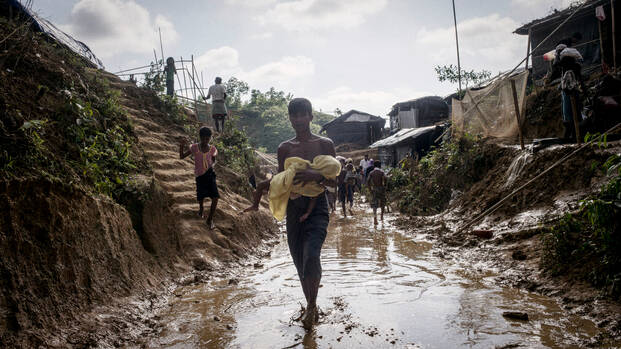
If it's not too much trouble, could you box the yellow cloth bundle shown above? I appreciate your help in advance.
[268,155,341,221]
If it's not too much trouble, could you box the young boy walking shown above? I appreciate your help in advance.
[245,98,337,330]
[179,126,219,229]
[367,161,387,225]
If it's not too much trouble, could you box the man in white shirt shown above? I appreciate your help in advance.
[359,154,371,184]
[205,77,227,132]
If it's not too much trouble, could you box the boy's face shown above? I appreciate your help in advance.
[289,111,313,133]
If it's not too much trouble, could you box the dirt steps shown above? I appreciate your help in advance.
[117,83,277,265]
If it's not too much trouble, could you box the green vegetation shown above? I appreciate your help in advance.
[387,134,492,215]
[224,78,335,152]
[0,17,137,200]
[541,154,621,299]
[435,64,492,97]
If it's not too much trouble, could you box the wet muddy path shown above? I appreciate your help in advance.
[148,206,604,348]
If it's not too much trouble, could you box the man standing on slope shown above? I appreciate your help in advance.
[205,77,227,132]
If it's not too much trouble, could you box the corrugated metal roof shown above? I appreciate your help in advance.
[369,125,437,148]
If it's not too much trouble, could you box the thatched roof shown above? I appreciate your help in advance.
[320,110,385,132]
[514,0,607,35]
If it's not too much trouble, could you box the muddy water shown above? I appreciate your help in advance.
[149,207,601,348]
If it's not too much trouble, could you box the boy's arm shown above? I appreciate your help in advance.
[243,179,270,212]
[179,139,191,159]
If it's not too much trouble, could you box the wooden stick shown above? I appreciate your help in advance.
[599,19,606,69]
[525,28,531,72]
[570,94,582,144]
[180,56,188,100]
[510,79,525,149]
[612,0,617,70]
[466,89,492,133]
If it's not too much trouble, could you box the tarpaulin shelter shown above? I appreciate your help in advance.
[388,96,449,133]
[369,125,446,167]
[1,0,104,69]
[514,0,620,79]
[452,71,529,139]
[320,110,386,146]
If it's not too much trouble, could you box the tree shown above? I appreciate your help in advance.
[435,64,492,96]
[225,77,249,110]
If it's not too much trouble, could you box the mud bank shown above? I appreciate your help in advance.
[396,141,621,346]
[0,17,277,346]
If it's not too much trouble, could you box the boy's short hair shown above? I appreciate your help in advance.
[199,126,212,138]
[374,161,382,168]
[288,98,312,116]
[215,77,222,84]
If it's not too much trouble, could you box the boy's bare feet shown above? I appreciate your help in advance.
[302,306,317,330]
[243,205,259,213]
[207,220,215,230]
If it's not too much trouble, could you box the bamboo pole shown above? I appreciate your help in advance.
[525,28,531,72]
[159,27,164,69]
[191,55,198,118]
[612,0,617,70]
[570,95,582,144]
[452,0,462,95]
[599,19,606,69]
[510,79,525,149]
[180,56,188,100]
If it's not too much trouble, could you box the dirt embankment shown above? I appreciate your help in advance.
[0,17,276,348]
[398,140,621,345]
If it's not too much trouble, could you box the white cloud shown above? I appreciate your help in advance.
[193,47,314,89]
[256,0,387,31]
[249,32,274,40]
[61,0,178,58]
[511,0,576,20]
[312,86,430,116]
[226,0,278,7]
[416,14,526,74]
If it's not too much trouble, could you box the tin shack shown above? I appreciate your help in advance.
[320,110,386,146]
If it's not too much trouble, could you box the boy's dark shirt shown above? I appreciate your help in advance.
[368,168,386,187]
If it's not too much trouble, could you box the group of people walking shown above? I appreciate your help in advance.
[329,153,388,225]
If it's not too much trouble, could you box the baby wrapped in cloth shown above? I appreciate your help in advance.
[268,155,341,221]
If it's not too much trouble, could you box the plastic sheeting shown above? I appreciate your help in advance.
[5,0,104,69]
[452,71,529,138]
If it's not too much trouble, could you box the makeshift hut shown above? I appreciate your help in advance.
[388,96,449,133]
[370,124,447,167]
[514,0,620,80]
[320,110,386,146]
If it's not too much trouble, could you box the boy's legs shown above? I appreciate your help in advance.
[286,196,329,329]
[198,197,204,217]
[206,197,218,229]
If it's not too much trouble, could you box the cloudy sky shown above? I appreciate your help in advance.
[32,0,573,115]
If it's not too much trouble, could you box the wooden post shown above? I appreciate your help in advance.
[510,79,525,150]
[525,28,531,72]
[191,55,198,118]
[599,20,606,69]
[570,94,582,144]
[180,56,188,100]
[613,0,618,70]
